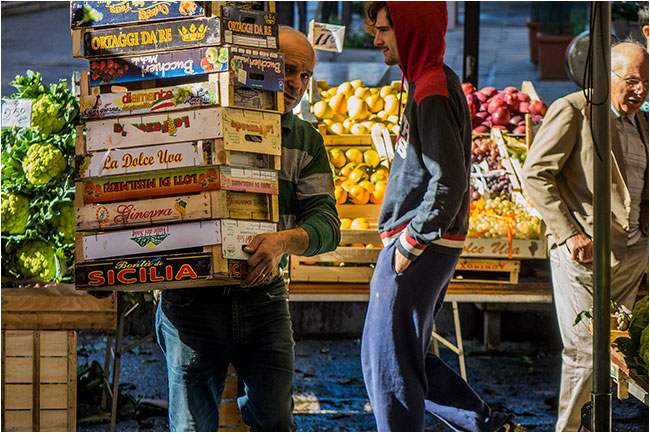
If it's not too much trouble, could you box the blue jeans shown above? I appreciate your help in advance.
[155,279,296,432]
[361,243,514,431]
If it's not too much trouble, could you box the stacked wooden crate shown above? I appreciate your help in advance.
[70,1,283,292]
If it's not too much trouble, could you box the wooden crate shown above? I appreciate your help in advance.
[462,237,547,259]
[80,106,282,155]
[75,138,281,180]
[336,204,381,221]
[1,330,77,432]
[1,282,116,331]
[76,190,279,231]
[219,364,248,432]
[452,259,520,284]
[75,243,278,292]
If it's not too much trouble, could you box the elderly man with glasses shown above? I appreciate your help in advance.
[522,41,649,431]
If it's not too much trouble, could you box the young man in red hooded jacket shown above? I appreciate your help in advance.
[361,3,522,431]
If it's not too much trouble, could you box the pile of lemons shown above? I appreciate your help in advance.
[313,80,406,136]
[328,147,388,206]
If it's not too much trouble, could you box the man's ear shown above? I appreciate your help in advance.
[644,25,649,40]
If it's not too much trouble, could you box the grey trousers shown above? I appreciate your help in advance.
[549,236,648,431]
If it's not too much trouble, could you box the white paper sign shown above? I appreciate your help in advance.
[1,99,32,129]
[220,219,277,260]
[309,21,345,53]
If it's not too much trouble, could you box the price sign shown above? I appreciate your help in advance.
[1,99,32,129]
[309,20,345,53]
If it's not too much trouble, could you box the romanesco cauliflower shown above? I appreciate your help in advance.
[1,192,30,234]
[22,142,67,185]
[51,201,75,242]
[16,239,57,281]
[630,296,649,345]
[31,94,66,136]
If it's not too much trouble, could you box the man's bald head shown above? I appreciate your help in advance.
[278,26,316,113]
[611,42,649,115]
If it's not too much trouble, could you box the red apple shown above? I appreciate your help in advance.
[475,91,488,103]
[529,100,548,116]
[510,115,524,125]
[492,125,507,131]
[502,86,518,94]
[504,93,520,112]
[531,114,543,122]
[479,87,498,98]
[518,102,530,113]
[517,93,530,102]
[487,96,506,114]
[473,125,489,134]
[462,83,475,95]
[491,107,511,125]
[475,111,490,121]
[512,125,526,134]
[479,103,489,112]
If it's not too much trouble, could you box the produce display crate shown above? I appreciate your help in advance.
[611,346,649,404]
[462,237,546,260]
[219,364,248,432]
[1,281,117,331]
[1,330,77,432]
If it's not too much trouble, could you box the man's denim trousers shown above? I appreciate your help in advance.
[155,279,297,432]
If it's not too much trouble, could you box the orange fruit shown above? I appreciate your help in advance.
[374,166,389,178]
[363,150,380,167]
[349,243,365,248]
[339,162,357,178]
[335,185,348,204]
[359,180,374,192]
[370,171,387,183]
[370,181,387,204]
[348,168,369,183]
[340,179,357,193]
[351,217,370,230]
[349,184,370,205]
[340,218,352,230]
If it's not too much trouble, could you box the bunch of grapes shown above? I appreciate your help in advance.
[486,174,512,196]
[471,137,504,169]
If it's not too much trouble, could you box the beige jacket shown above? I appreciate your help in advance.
[522,91,649,265]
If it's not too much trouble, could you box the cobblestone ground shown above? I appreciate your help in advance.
[77,332,648,432]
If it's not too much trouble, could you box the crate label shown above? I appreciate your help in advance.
[89,46,229,85]
[1,99,32,128]
[81,81,218,119]
[219,165,278,195]
[76,253,213,288]
[71,1,206,28]
[462,238,546,259]
[222,108,281,155]
[82,220,221,260]
[229,86,278,111]
[81,166,219,204]
[220,219,277,260]
[85,107,223,151]
[228,46,284,92]
[77,141,207,178]
[77,193,211,230]
[83,17,220,58]
[221,6,278,49]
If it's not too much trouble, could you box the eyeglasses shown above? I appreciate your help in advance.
[612,70,650,91]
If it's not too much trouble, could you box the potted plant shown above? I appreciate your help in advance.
[526,3,541,64]
[537,2,589,80]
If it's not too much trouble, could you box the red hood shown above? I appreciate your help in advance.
[386,1,448,102]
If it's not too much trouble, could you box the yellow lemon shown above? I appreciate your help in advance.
[365,94,384,113]
[347,96,370,120]
[329,93,348,116]
[350,123,369,135]
[340,218,352,230]
[350,79,365,89]
[351,217,370,230]
[328,148,347,168]
[345,148,363,164]
[354,87,372,99]
[363,149,380,167]
[337,82,355,99]
[380,85,395,98]
[313,100,334,119]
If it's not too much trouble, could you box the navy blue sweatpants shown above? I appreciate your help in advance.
[361,243,513,431]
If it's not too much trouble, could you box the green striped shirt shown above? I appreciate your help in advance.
[278,113,340,267]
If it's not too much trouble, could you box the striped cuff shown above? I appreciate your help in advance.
[396,229,427,261]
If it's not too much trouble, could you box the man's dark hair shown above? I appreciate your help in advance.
[639,4,648,29]
[365,1,392,34]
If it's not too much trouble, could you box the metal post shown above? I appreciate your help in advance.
[463,2,480,87]
[591,2,612,431]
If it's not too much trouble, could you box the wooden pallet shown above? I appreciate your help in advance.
[1,330,77,432]
[1,282,117,331]
[76,190,279,231]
